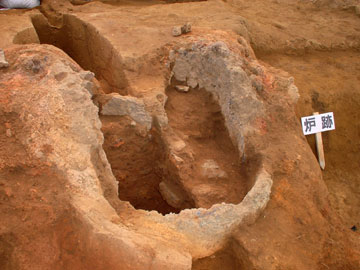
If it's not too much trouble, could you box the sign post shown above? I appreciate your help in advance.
[301,112,335,170]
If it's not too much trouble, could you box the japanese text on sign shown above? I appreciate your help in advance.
[301,112,335,135]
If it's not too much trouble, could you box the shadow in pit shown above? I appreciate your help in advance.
[165,82,257,208]
[30,13,129,95]
[27,14,197,215]
[101,115,195,215]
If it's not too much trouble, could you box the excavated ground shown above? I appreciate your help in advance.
[25,5,254,214]
[165,85,249,207]
[259,51,360,230]
[101,86,250,213]
[101,116,183,214]
[27,16,252,214]
[1,0,360,269]
[31,13,129,94]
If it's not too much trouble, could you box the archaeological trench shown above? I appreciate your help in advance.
[0,0,360,269]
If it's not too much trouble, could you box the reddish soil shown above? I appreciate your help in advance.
[101,86,251,213]
[1,0,360,269]
[101,115,181,214]
[165,85,249,207]
[259,51,360,232]
[0,113,71,270]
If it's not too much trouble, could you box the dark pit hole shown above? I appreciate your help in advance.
[28,11,256,213]
[100,115,195,215]
[30,14,129,95]
[165,79,255,208]
[28,14,196,215]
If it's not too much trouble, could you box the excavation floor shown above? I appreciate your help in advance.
[165,86,249,208]
[259,51,360,231]
[0,0,360,269]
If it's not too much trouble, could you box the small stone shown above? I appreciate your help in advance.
[172,140,186,152]
[25,58,42,74]
[156,93,167,105]
[172,26,182,37]
[172,23,191,37]
[54,72,68,81]
[169,50,176,61]
[187,78,198,89]
[4,187,13,197]
[6,129,12,137]
[181,22,192,34]
[178,47,186,55]
[159,181,184,209]
[250,75,263,92]
[0,49,9,68]
[288,84,300,103]
[175,85,190,93]
[168,72,174,86]
[79,71,95,81]
[130,121,136,126]
[201,159,228,179]
[101,94,152,130]
[237,37,246,46]
[209,41,230,56]
[154,115,169,129]
[273,22,286,30]
[82,81,95,95]
[171,153,184,164]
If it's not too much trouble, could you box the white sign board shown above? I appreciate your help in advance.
[301,112,335,135]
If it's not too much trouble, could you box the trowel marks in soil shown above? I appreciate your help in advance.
[165,86,249,208]
[31,14,129,94]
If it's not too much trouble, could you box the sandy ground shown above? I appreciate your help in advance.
[260,51,360,231]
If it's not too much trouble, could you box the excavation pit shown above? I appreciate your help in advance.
[164,84,253,209]
[0,37,277,268]
[26,11,263,216]
[28,15,263,214]
[27,14,268,219]
[101,115,196,215]
[3,1,359,268]
[13,15,273,251]
[30,14,129,94]
[99,83,259,214]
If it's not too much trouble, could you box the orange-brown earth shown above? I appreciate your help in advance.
[259,51,360,231]
[1,0,360,269]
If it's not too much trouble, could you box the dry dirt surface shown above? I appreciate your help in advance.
[1,0,360,269]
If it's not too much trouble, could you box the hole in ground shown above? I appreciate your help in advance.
[101,115,195,215]
[165,84,251,208]
[29,14,196,215]
[30,14,129,94]
[28,12,254,213]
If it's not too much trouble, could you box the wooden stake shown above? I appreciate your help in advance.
[313,112,325,170]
